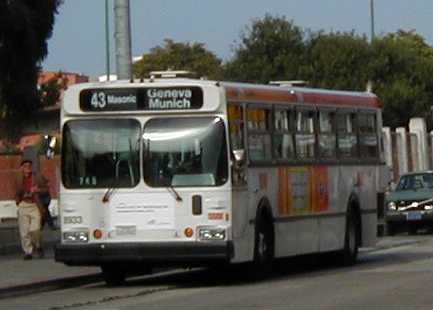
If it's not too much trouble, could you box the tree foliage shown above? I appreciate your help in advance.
[0,0,62,139]
[370,31,433,128]
[304,31,371,91]
[133,39,222,80]
[223,15,433,129]
[224,14,306,83]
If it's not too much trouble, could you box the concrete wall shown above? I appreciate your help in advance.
[383,117,433,182]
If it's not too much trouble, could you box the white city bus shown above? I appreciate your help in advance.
[55,73,384,284]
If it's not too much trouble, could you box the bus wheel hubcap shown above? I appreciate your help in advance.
[348,222,356,254]
[258,232,267,259]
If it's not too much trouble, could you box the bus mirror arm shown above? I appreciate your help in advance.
[44,135,57,159]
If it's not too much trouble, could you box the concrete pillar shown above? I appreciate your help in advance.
[382,127,393,168]
[396,127,408,175]
[409,118,429,171]
[114,0,132,80]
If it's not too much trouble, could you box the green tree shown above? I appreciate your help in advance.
[304,31,371,91]
[224,14,306,83]
[371,31,433,128]
[133,39,222,80]
[0,0,63,139]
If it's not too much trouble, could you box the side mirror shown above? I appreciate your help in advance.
[44,135,57,159]
[232,149,245,165]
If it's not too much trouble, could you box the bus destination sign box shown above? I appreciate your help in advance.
[80,87,203,112]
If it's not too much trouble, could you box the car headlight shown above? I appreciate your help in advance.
[198,227,226,241]
[387,201,397,211]
[63,231,89,243]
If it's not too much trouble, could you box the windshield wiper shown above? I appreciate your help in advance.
[167,185,182,202]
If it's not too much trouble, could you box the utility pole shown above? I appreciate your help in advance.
[370,0,375,41]
[105,0,110,81]
[114,0,132,80]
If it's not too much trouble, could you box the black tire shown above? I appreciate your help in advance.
[253,215,274,275]
[101,265,126,286]
[408,224,418,235]
[386,222,396,236]
[339,209,359,266]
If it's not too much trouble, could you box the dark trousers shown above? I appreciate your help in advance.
[40,204,54,229]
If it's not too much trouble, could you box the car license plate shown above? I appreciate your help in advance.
[406,212,422,221]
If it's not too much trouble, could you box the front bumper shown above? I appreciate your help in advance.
[55,241,233,266]
[386,210,433,224]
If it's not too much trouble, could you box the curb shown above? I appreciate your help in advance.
[361,238,423,253]
[0,273,102,300]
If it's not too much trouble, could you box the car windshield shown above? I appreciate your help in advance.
[62,119,141,188]
[396,173,433,191]
[143,117,228,187]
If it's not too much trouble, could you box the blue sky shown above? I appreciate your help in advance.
[42,0,433,78]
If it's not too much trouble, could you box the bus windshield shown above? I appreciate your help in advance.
[62,119,141,188]
[143,117,228,187]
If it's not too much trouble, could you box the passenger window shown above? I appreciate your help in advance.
[273,109,294,160]
[337,113,358,158]
[295,110,316,159]
[228,105,244,151]
[318,110,336,158]
[358,113,378,158]
[247,107,272,162]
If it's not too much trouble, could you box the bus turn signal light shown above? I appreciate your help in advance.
[93,229,103,239]
[184,227,194,238]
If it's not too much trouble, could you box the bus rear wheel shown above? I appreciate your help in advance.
[101,265,126,286]
[253,216,274,274]
[339,209,359,266]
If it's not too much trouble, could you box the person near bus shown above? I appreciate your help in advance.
[39,185,55,230]
[15,159,49,260]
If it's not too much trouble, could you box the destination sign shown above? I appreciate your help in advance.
[80,87,203,111]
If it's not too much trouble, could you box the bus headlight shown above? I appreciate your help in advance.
[387,201,397,211]
[198,227,226,241]
[63,231,89,243]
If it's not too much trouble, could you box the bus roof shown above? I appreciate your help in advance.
[64,78,381,113]
[222,81,381,109]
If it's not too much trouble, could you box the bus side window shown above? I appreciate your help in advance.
[273,109,294,160]
[228,104,245,151]
[318,110,336,158]
[247,106,272,162]
[358,113,378,158]
[337,112,358,158]
[295,109,316,159]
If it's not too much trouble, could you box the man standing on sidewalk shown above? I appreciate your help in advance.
[15,160,49,260]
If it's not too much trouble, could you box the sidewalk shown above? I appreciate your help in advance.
[0,251,101,298]
[0,219,101,299]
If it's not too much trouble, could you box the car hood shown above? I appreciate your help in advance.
[387,190,433,202]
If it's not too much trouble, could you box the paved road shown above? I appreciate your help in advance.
[3,235,433,310]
